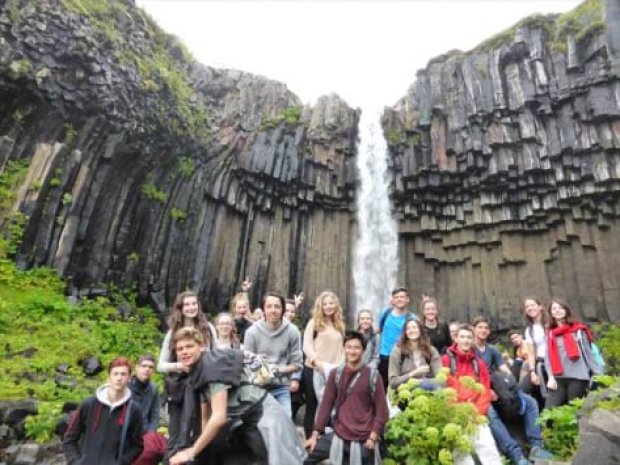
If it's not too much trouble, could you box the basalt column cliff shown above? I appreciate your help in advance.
[383,0,620,327]
[0,0,359,313]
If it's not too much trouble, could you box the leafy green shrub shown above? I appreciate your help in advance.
[384,372,485,465]
[177,157,195,178]
[537,397,583,460]
[537,374,620,461]
[0,257,162,442]
[594,324,620,375]
[24,402,62,443]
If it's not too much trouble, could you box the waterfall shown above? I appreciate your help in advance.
[353,110,399,316]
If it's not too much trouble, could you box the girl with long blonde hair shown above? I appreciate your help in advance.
[301,291,345,438]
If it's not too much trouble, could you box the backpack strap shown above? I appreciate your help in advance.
[448,351,479,381]
[117,400,133,465]
[379,309,390,332]
[368,366,378,398]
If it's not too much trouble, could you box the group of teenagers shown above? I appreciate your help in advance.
[62,283,604,465]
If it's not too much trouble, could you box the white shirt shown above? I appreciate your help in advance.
[525,323,546,359]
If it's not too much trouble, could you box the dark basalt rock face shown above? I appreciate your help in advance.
[0,1,359,314]
[382,0,620,327]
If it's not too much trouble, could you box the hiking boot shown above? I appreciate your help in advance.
[529,446,553,461]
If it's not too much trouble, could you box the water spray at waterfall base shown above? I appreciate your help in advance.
[353,112,399,316]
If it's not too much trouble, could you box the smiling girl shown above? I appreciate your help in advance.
[544,298,602,408]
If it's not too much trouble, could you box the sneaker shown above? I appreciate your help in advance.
[529,446,553,461]
[516,458,530,465]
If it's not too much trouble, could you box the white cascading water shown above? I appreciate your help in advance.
[353,110,399,315]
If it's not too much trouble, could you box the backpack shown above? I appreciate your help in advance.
[334,364,379,399]
[446,350,480,380]
[591,342,605,373]
[379,309,418,333]
[490,371,522,420]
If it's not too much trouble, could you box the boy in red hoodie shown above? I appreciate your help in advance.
[441,325,502,465]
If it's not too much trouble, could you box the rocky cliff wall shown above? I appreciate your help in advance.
[383,0,620,326]
[0,0,359,314]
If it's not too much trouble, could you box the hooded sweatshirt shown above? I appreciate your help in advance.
[441,344,492,415]
[243,318,303,385]
[63,384,143,465]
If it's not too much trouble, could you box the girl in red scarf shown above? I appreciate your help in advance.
[545,299,602,408]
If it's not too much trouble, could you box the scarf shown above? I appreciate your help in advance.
[548,323,593,376]
[329,434,381,465]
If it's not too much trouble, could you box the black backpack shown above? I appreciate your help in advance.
[490,371,521,420]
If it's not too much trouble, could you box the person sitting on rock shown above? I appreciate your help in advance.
[63,357,143,465]
[305,330,389,465]
[472,316,552,465]
[388,317,443,390]
[166,326,306,465]
[441,325,503,465]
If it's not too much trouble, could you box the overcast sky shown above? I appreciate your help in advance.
[137,0,581,113]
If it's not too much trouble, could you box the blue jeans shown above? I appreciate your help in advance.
[269,384,292,417]
[488,392,543,462]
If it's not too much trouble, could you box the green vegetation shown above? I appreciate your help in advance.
[64,123,77,145]
[126,252,140,266]
[385,129,403,145]
[8,58,31,80]
[141,182,168,203]
[384,370,485,465]
[595,324,620,374]
[12,109,24,123]
[0,257,161,442]
[61,193,73,206]
[0,160,162,442]
[177,157,195,178]
[60,0,209,139]
[49,169,62,188]
[535,323,620,462]
[259,106,303,131]
[537,397,583,460]
[170,207,187,224]
[0,161,28,257]
[472,0,604,54]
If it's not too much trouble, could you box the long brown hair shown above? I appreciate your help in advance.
[397,318,433,362]
[167,291,211,350]
[547,298,576,329]
[311,291,345,334]
[522,296,548,331]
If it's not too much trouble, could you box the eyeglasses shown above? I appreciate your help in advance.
[216,322,232,326]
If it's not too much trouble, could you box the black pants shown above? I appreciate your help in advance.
[378,355,390,390]
[302,366,318,438]
[303,433,375,465]
[545,378,589,409]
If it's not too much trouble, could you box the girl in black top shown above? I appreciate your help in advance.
[421,297,451,354]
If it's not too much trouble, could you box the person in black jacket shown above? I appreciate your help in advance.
[63,357,143,465]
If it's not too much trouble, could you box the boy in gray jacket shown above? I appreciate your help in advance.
[244,292,303,417]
